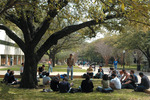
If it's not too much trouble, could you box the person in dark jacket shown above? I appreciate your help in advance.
[8,71,18,84]
[81,75,94,93]
[135,72,150,92]
[59,77,73,93]
[50,75,60,91]
[122,75,136,89]
[3,69,10,83]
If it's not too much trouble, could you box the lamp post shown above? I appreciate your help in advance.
[123,50,125,69]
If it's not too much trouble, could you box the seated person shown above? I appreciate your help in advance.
[50,74,60,91]
[130,70,138,83]
[108,68,114,76]
[87,65,94,78]
[8,71,19,85]
[122,75,136,89]
[3,69,10,83]
[43,72,51,85]
[59,77,73,93]
[110,74,121,90]
[81,75,94,93]
[97,74,113,92]
[38,65,45,78]
[95,66,104,78]
[120,69,130,83]
[134,72,150,92]
[117,70,124,79]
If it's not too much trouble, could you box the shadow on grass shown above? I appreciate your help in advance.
[0,83,15,100]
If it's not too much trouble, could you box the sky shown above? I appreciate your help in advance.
[85,32,104,43]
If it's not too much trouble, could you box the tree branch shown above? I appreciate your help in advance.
[0,25,25,52]
[31,0,68,48]
[36,14,122,60]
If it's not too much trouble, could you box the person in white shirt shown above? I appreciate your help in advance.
[20,63,24,76]
[110,74,121,90]
[43,72,51,85]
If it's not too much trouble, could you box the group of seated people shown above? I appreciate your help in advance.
[2,69,20,85]
[2,65,150,93]
[85,65,150,92]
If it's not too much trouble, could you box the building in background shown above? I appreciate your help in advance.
[0,30,24,66]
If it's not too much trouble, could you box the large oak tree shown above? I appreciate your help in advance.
[0,0,148,88]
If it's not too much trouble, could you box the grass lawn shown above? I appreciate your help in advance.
[0,78,150,100]
[105,64,144,70]
[0,64,86,72]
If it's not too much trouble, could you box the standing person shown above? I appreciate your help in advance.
[48,59,53,73]
[20,63,24,76]
[135,72,150,92]
[10,57,13,66]
[113,59,118,70]
[67,54,75,80]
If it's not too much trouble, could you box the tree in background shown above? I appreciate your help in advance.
[94,40,113,66]
[46,33,83,67]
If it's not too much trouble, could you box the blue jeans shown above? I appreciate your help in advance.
[48,65,52,73]
[114,65,117,70]
[67,66,73,80]
[96,86,113,92]
[136,85,146,92]
[122,84,135,89]
[99,72,103,78]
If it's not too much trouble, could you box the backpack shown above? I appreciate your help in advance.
[69,88,81,93]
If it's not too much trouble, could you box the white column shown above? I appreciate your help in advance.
[12,55,14,65]
[0,55,1,66]
[20,55,22,64]
[6,55,8,66]
[16,55,18,65]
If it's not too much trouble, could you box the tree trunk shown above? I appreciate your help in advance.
[104,58,109,67]
[52,54,55,67]
[20,52,38,88]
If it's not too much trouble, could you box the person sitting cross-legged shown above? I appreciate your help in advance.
[43,72,51,85]
[97,74,113,92]
[130,70,138,83]
[122,75,136,89]
[50,74,60,91]
[8,71,20,85]
[2,69,10,83]
[59,77,73,93]
[38,65,45,78]
[81,75,94,93]
[87,65,94,78]
[110,74,121,90]
[120,69,130,83]
[134,72,150,92]
[95,65,104,79]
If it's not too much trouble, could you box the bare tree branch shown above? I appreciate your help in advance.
[0,25,25,52]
